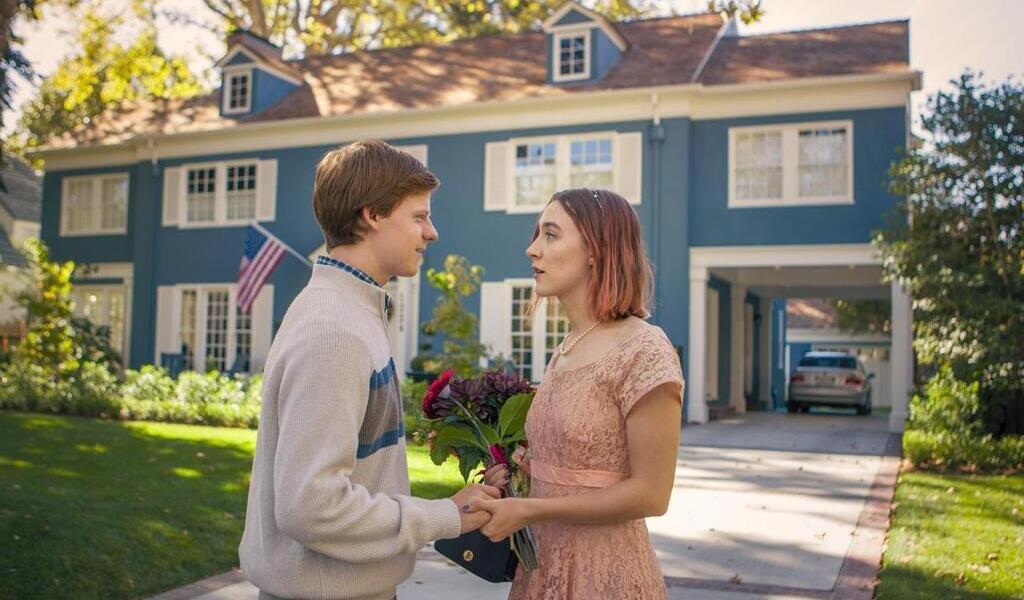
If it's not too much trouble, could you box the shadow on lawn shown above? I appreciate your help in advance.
[0,411,256,600]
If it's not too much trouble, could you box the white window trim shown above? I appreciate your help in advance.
[505,131,622,215]
[180,159,260,228]
[73,262,133,365]
[727,119,854,209]
[59,173,129,236]
[504,278,568,382]
[552,27,591,83]
[176,283,249,372]
[222,67,253,114]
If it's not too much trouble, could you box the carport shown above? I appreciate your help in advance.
[687,244,913,433]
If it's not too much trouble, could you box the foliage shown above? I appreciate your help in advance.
[11,238,79,375]
[401,377,432,443]
[176,0,653,57]
[875,71,1024,430]
[908,365,984,437]
[706,0,765,24]
[0,359,120,416]
[422,254,492,377]
[903,429,1024,472]
[9,3,201,158]
[830,298,891,335]
[71,315,123,372]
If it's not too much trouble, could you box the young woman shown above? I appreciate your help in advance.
[471,188,684,598]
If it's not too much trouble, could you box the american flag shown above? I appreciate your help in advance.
[238,224,286,312]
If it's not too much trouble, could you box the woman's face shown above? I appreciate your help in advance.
[525,200,591,298]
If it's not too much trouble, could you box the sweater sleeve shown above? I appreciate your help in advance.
[271,325,462,563]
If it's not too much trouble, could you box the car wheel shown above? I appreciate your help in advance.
[787,401,799,413]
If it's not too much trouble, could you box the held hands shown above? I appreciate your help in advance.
[450,483,501,534]
[466,497,532,542]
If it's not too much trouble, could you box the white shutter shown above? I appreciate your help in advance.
[250,285,274,372]
[614,132,643,205]
[399,144,428,166]
[484,141,510,212]
[154,286,181,363]
[256,159,278,222]
[479,281,511,366]
[161,167,183,226]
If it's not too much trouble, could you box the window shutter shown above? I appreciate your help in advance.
[484,141,510,212]
[250,285,274,372]
[479,281,511,365]
[614,132,643,205]
[154,286,181,363]
[399,144,428,166]
[256,159,278,222]
[162,167,183,226]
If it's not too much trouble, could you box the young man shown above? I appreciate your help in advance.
[240,140,498,600]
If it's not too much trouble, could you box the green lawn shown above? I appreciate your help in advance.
[877,471,1024,599]
[0,411,463,600]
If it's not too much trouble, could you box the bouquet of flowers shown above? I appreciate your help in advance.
[422,368,539,571]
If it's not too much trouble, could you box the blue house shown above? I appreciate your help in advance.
[34,3,920,432]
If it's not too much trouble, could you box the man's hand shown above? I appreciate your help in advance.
[450,483,501,534]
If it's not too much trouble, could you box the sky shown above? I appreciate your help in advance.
[5,0,1023,135]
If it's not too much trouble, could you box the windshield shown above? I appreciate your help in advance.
[798,355,857,369]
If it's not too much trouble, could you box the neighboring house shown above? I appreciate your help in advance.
[34,2,920,432]
[0,156,42,348]
[782,298,891,410]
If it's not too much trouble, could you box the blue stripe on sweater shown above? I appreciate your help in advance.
[369,358,396,390]
[356,423,405,458]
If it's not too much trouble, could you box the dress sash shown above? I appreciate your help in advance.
[530,460,628,488]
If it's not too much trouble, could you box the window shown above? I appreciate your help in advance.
[569,138,613,189]
[187,167,217,223]
[510,133,617,212]
[226,164,258,220]
[178,286,254,372]
[798,355,858,369]
[510,285,534,381]
[729,121,853,208]
[553,31,590,82]
[514,142,557,208]
[71,286,127,359]
[508,282,569,382]
[224,71,252,113]
[182,162,260,226]
[60,174,128,235]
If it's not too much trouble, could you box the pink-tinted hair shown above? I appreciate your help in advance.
[531,188,654,322]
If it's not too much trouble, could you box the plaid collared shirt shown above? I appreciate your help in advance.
[316,255,393,315]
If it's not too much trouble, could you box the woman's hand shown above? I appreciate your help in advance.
[468,497,533,542]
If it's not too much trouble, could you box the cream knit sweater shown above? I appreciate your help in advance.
[240,261,462,600]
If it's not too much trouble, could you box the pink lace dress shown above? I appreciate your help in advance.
[508,323,684,600]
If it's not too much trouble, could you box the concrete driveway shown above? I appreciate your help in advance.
[162,411,900,600]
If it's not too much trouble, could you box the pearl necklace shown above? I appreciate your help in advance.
[558,321,601,356]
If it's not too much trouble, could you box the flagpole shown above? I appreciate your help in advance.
[251,221,313,268]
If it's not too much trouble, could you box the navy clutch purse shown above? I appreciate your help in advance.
[434,529,518,583]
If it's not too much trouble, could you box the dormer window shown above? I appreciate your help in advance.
[553,31,590,82]
[224,70,252,114]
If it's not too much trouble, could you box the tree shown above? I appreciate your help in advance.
[173,0,654,57]
[9,2,201,157]
[876,71,1024,434]
[706,0,764,25]
[421,254,492,377]
[0,1,40,179]
[12,238,79,375]
[829,298,890,335]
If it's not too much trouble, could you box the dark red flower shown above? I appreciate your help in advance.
[422,369,455,419]
[489,444,508,465]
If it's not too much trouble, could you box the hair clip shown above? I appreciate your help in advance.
[591,190,600,201]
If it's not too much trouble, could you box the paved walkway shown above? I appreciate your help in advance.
[155,411,899,600]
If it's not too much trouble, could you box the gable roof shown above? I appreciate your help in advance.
[0,156,41,222]
[44,14,912,151]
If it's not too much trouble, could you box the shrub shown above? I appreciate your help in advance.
[908,365,984,436]
[401,378,431,444]
[904,430,1024,472]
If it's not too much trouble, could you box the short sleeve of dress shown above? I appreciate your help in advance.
[618,327,685,418]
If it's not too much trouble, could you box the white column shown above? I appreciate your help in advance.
[730,284,747,413]
[688,267,709,423]
[759,297,773,409]
[890,281,913,432]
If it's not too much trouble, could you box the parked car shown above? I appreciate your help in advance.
[787,351,874,415]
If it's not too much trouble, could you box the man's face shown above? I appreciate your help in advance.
[374,191,438,279]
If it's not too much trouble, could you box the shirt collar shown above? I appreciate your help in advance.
[316,255,393,315]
